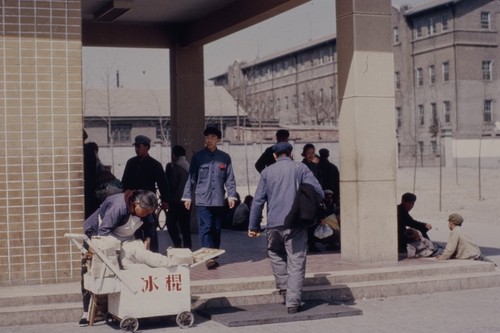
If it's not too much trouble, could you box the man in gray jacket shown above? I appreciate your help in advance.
[248,142,324,314]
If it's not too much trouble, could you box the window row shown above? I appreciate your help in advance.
[247,47,334,82]
[413,11,491,39]
[248,88,335,112]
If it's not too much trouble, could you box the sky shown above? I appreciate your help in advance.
[83,0,427,89]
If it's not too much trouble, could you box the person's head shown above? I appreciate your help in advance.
[319,148,329,159]
[171,145,186,161]
[87,142,99,154]
[302,143,316,162]
[131,190,158,218]
[401,192,417,212]
[133,135,151,158]
[243,195,253,206]
[272,142,293,159]
[324,189,334,206]
[448,213,464,230]
[313,154,320,164]
[276,129,290,143]
[204,126,221,152]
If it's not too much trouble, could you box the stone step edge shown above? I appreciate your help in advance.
[192,270,500,308]
[190,261,497,293]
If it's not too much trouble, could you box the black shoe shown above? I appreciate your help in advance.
[287,305,303,314]
[78,317,89,327]
[206,259,220,270]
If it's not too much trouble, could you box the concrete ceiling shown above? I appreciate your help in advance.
[81,0,310,48]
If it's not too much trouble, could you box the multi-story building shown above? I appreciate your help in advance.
[212,0,500,167]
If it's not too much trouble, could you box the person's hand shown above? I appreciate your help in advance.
[248,230,261,238]
[184,200,192,210]
[161,201,169,211]
[144,237,151,250]
[426,223,433,230]
[228,198,236,209]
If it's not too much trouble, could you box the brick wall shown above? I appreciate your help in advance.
[0,0,83,286]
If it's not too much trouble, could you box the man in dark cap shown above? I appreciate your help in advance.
[122,135,170,252]
[182,126,238,269]
[255,129,290,173]
[317,148,340,207]
[397,192,433,253]
[249,141,323,314]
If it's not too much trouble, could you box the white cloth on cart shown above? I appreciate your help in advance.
[120,239,172,269]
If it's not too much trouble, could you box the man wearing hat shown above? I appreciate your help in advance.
[248,141,324,314]
[437,214,485,260]
[255,129,290,173]
[182,126,238,269]
[122,135,170,252]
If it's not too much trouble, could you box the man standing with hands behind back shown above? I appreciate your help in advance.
[122,135,170,253]
[182,126,238,269]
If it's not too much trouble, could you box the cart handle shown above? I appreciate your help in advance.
[64,233,138,294]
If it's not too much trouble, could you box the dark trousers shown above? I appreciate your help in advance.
[167,202,192,249]
[196,206,224,249]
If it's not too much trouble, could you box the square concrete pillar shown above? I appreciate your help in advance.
[170,44,205,159]
[336,0,398,263]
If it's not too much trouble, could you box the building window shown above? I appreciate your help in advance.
[329,86,334,101]
[300,92,305,107]
[396,107,402,128]
[111,124,131,144]
[328,47,334,62]
[395,71,401,90]
[429,65,435,85]
[442,14,449,31]
[293,94,298,108]
[285,96,289,110]
[482,61,492,81]
[418,104,425,125]
[484,100,493,123]
[276,98,280,111]
[156,123,168,141]
[319,49,325,65]
[431,141,437,154]
[319,88,324,104]
[393,27,400,44]
[442,62,450,82]
[427,17,435,35]
[416,68,424,86]
[416,20,423,38]
[431,103,438,126]
[481,12,491,29]
[444,101,451,124]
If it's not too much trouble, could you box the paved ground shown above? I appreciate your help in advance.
[4,286,500,333]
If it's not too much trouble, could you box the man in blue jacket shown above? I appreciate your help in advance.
[248,142,324,314]
[182,126,238,269]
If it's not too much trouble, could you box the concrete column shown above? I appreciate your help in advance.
[336,0,398,263]
[169,44,205,159]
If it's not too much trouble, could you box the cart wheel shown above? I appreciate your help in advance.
[120,316,139,332]
[176,311,194,328]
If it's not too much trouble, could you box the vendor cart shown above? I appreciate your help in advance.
[65,233,224,331]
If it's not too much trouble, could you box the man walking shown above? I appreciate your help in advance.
[248,142,324,314]
[182,126,238,269]
[122,135,169,252]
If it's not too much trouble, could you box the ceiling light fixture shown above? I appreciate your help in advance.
[94,0,133,22]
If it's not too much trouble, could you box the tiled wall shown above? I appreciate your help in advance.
[0,0,83,285]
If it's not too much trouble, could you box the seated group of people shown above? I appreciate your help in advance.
[398,192,487,261]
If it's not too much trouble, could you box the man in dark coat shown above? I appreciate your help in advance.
[122,135,169,252]
[397,192,433,253]
[255,129,290,173]
[317,148,340,207]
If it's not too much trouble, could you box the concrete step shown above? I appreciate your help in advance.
[1,260,499,327]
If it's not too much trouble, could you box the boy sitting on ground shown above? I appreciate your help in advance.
[405,228,440,258]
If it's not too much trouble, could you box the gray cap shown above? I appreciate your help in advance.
[273,142,293,154]
[133,135,151,146]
